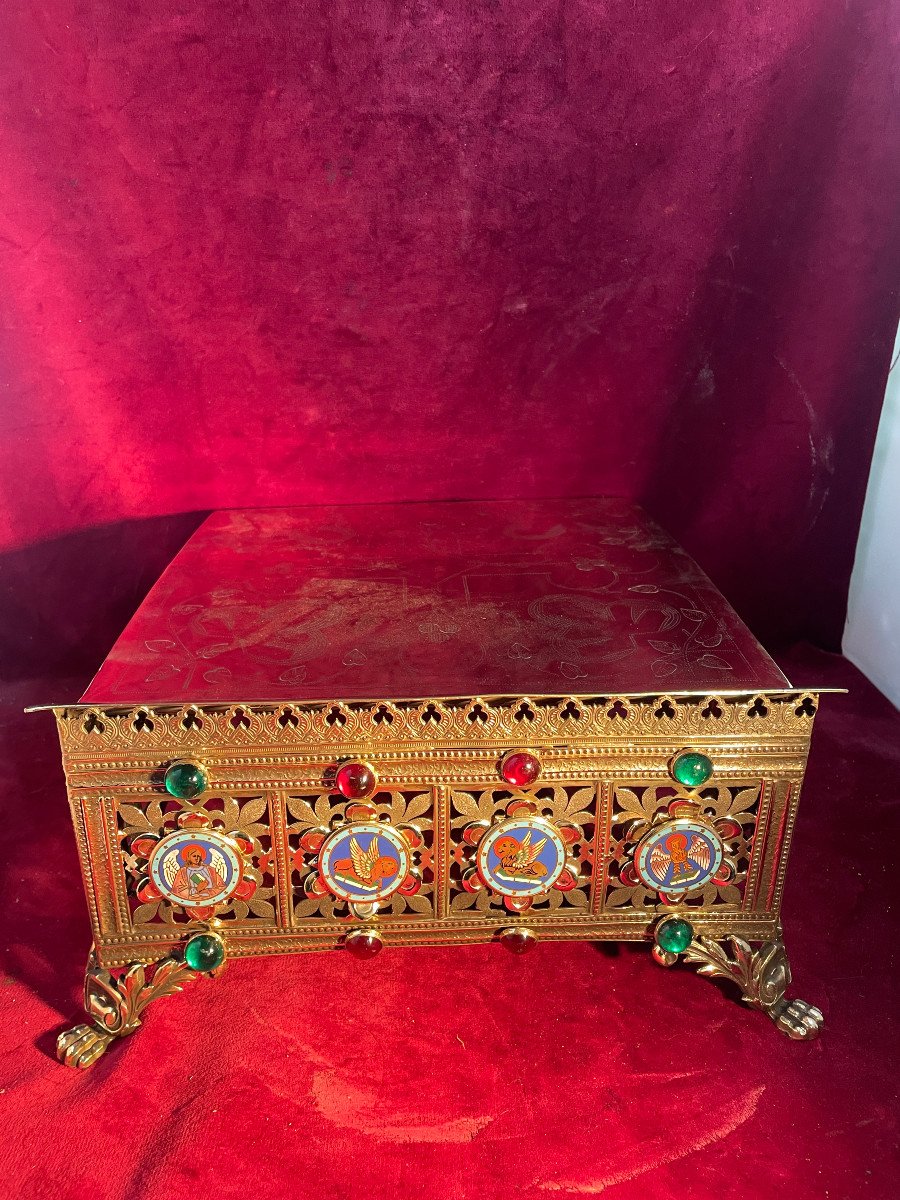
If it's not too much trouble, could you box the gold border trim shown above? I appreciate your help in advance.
[53,691,821,753]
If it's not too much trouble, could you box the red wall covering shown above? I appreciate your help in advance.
[1,9,900,1194]
[0,1,898,664]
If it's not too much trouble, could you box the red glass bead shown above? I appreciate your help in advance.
[399,824,424,849]
[233,877,257,900]
[506,799,538,817]
[178,812,211,830]
[463,822,489,846]
[299,830,327,854]
[500,751,541,786]
[500,927,536,954]
[130,834,159,860]
[345,929,383,959]
[335,760,377,799]
[345,803,378,821]
[717,818,742,839]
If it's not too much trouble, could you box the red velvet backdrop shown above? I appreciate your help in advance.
[1,7,900,1195]
[1,0,899,672]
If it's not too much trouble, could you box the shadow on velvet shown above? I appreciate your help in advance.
[0,511,208,685]
[0,513,207,1019]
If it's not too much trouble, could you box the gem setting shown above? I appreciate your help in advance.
[345,928,384,958]
[499,750,541,786]
[655,917,694,954]
[335,760,378,799]
[163,759,208,799]
[670,750,714,787]
[184,932,226,972]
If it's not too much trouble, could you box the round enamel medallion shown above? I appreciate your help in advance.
[634,818,724,895]
[319,822,410,903]
[148,829,243,908]
[476,816,566,897]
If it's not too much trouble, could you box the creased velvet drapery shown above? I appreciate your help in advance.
[0,5,899,1195]
[1,1,898,661]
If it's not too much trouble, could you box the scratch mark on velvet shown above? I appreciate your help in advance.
[775,354,834,531]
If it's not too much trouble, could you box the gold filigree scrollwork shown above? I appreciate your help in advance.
[57,948,198,1068]
[683,932,823,1040]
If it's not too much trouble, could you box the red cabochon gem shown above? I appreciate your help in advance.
[335,761,377,800]
[500,751,541,786]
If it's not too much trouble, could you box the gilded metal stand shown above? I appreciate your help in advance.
[48,690,826,1067]
[656,929,823,1040]
[57,948,199,1068]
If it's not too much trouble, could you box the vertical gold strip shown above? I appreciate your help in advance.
[768,720,816,907]
[742,778,772,911]
[768,780,803,914]
[591,780,612,913]
[756,780,792,917]
[269,791,292,928]
[101,795,129,933]
[434,786,448,919]
[70,793,103,943]
[80,796,119,936]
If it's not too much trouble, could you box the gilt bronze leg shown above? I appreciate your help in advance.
[57,931,226,1068]
[652,920,823,1040]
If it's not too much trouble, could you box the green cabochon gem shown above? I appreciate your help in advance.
[655,917,694,954]
[164,761,208,799]
[671,751,713,787]
[184,933,225,972]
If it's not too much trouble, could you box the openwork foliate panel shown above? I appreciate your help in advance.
[54,690,816,962]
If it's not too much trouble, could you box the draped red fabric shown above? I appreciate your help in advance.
[0,1,898,659]
[1,5,899,1195]
[1,647,899,1198]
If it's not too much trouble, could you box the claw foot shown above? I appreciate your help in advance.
[57,1023,116,1068]
[56,945,206,1068]
[674,927,824,1041]
[770,997,824,1040]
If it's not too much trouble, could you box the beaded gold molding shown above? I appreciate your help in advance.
[54,690,819,753]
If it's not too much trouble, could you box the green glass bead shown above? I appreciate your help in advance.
[164,760,208,799]
[184,933,225,972]
[655,917,693,955]
[671,750,713,787]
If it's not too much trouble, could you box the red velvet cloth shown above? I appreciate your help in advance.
[1,3,899,1191]
[1,645,898,1197]
[1,2,899,649]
